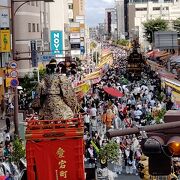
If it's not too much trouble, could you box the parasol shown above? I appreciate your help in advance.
[103,87,123,97]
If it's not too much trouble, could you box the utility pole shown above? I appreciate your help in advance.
[11,0,19,136]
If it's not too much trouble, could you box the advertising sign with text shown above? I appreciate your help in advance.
[0,9,9,29]
[0,29,11,52]
[50,31,63,55]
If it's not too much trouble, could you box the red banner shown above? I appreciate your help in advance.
[26,139,85,180]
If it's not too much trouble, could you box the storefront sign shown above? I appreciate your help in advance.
[50,31,63,55]
[0,9,9,29]
[0,29,11,52]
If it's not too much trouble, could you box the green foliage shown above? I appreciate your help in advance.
[155,108,167,124]
[116,39,129,46]
[99,140,119,162]
[20,74,38,99]
[157,91,165,102]
[11,137,25,166]
[39,68,46,79]
[119,77,129,85]
[90,42,97,50]
[143,18,168,43]
[173,18,180,32]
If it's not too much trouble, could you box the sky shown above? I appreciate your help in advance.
[85,0,114,27]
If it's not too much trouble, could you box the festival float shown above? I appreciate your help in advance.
[26,59,85,180]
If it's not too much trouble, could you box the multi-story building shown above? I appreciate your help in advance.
[0,0,11,99]
[14,1,50,77]
[49,0,86,59]
[97,23,106,41]
[115,0,125,39]
[128,0,180,47]
[49,0,69,58]
[105,8,118,40]
[73,0,85,20]
[0,0,10,68]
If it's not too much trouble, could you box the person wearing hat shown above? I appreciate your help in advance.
[33,59,78,120]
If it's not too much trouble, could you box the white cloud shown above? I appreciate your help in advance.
[101,0,114,3]
[86,0,114,26]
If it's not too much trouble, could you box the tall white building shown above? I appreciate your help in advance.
[49,0,69,59]
[128,0,180,47]
[115,0,125,39]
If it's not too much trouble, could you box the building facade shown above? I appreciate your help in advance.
[115,0,125,39]
[128,0,180,48]
[73,0,85,20]
[105,8,117,40]
[14,1,50,77]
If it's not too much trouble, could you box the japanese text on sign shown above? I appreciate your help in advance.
[56,147,68,179]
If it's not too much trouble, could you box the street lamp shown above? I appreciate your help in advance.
[11,0,54,136]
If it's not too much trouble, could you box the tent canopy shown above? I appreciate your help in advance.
[103,87,123,97]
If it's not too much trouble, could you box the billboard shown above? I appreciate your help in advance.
[154,31,178,49]
[70,33,80,39]
[50,31,63,55]
[0,29,11,52]
[0,9,9,29]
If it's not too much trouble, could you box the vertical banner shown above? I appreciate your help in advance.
[26,139,85,180]
[50,31,63,55]
[0,29,11,52]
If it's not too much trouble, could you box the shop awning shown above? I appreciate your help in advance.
[103,87,123,97]
[164,78,180,92]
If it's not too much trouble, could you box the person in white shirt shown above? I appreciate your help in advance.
[84,113,90,131]
[134,108,142,122]
[90,106,97,119]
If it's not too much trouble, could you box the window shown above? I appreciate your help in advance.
[31,2,35,6]
[36,2,39,7]
[69,19,74,22]
[37,24,39,32]
[68,4,73,9]
[27,2,30,5]
[32,23,36,32]
[28,23,31,32]
[135,8,147,11]
[153,7,160,11]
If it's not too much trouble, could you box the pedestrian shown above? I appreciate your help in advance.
[84,112,90,132]
[124,145,133,174]
[6,117,10,132]
[113,148,123,175]
[0,95,5,120]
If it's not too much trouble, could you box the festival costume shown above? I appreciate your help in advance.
[37,74,78,120]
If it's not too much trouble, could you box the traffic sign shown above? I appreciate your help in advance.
[10,78,19,88]
[10,70,18,78]
[9,61,17,69]
[40,54,55,61]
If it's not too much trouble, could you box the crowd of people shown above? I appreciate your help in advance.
[82,44,178,179]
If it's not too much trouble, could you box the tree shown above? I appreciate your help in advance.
[117,39,129,46]
[11,137,25,167]
[99,140,119,163]
[90,42,97,51]
[143,18,168,43]
[173,18,180,33]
